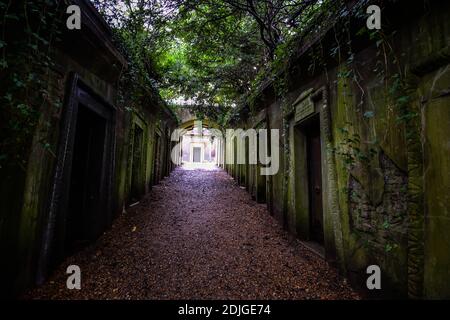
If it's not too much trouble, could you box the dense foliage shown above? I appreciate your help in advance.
[0,0,64,170]
[92,0,323,123]
[0,0,323,169]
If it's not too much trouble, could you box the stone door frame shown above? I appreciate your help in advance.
[37,73,116,283]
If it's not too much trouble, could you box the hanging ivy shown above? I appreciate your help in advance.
[0,0,64,170]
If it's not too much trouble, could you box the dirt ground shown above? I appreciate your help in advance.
[25,166,360,300]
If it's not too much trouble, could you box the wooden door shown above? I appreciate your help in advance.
[307,123,324,244]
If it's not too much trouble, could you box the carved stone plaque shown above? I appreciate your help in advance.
[294,96,314,122]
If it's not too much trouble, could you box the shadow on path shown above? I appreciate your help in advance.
[25,167,360,299]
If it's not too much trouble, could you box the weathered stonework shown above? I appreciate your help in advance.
[348,152,408,253]
[0,0,177,298]
[225,0,450,298]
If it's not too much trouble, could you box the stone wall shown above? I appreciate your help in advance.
[0,0,177,298]
[225,0,450,298]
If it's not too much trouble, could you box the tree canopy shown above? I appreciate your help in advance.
[91,0,323,123]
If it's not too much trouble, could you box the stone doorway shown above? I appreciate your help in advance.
[153,132,161,185]
[130,124,145,203]
[305,116,324,245]
[293,113,324,246]
[65,103,107,253]
[47,77,115,266]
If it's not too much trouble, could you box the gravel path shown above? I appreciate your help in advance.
[25,166,360,300]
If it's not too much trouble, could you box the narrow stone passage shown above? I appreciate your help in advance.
[26,167,359,300]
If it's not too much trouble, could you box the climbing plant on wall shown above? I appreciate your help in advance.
[0,0,64,171]
[92,0,327,126]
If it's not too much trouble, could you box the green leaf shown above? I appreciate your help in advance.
[385,243,393,253]
[0,59,8,69]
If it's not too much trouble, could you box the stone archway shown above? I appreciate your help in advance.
[174,115,224,167]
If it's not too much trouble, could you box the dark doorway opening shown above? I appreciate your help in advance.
[130,125,144,203]
[163,128,170,177]
[153,133,161,185]
[193,147,201,163]
[256,132,266,203]
[293,113,324,248]
[305,116,324,245]
[65,103,107,254]
[40,78,115,283]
